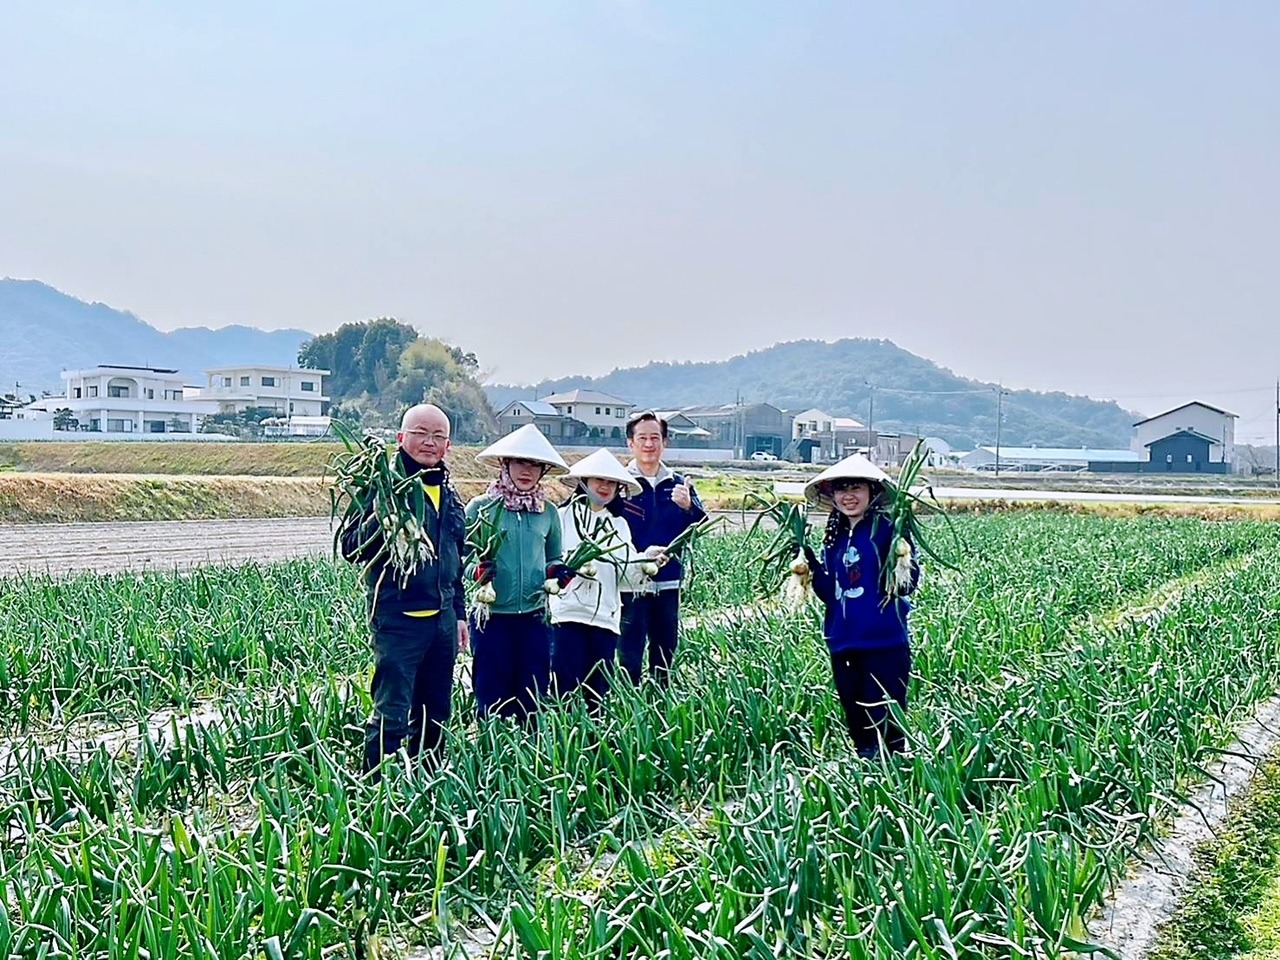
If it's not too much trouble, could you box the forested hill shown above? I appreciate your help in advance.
[0,279,309,392]
[486,338,1137,450]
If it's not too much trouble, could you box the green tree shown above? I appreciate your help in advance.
[301,319,495,441]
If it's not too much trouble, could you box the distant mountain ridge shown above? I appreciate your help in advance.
[0,279,312,394]
[486,339,1139,450]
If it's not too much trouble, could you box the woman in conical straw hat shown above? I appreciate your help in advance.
[548,449,666,713]
[802,453,919,759]
[466,424,572,728]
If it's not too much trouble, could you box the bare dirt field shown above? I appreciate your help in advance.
[0,516,335,576]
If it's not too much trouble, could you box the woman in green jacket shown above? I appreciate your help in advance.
[466,424,570,727]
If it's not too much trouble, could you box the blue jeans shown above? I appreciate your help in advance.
[618,590,681,687]
[473,611,551,727]
[364,610,458,773]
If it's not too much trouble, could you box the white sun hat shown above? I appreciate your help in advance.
[562,448,643,497]
[477,424,569,473]
[804,453,892,508]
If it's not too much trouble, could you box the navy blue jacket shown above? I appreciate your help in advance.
[339,451,467,620]
[808,511,918,653]
[614,464,706,590]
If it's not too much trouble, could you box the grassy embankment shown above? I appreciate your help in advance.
[2,441,1279,523]
[0,442,489,523]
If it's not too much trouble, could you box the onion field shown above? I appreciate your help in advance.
[2,513,1280,958]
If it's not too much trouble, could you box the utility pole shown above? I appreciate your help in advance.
[1274,379,1278,488]
[866,382,876,461]
[995,382,1007,477]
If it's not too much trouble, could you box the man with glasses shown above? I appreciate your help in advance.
[615,411,706,687]
[341,403,469,773]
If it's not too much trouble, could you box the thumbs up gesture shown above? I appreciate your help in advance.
[672,481,693,511]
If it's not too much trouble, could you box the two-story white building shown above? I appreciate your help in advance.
[541,390,634,437]
[791,408,835,439]
[790,408,867,462]
[197,365,330,418]
[1132,401,1236,468]
[60,365,218,435]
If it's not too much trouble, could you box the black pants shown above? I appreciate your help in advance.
[830,646,911,757]
[364,611,458,773]
[472,611,551,727]
[553,622,617,712]
[618,591,681,687]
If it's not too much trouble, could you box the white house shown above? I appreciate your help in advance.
[541,390,634,434]
[198,365,330,418]
[1132,401,1236,468]
[60,365,218,435]
[496,399,584,440]
[790,409,868,462]
[0,397,56,440]
[791,408,835,439]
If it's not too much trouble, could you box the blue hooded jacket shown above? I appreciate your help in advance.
[808,510,918,653]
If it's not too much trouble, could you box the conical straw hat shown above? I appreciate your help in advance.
[561,448,643,496]
[476,424,569,473]
[804,453,892,507]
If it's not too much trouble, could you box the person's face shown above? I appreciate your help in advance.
[627,420,665,470]
[506,458,545,492]
[397,408,451,467]
[832,479,873,520]
[586,477,619,504]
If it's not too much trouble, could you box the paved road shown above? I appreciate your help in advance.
[773,481,1271,507]
[0,517,335,577]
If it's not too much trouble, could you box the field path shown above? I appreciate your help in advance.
[0,516,334,576]
[0,512,751,577]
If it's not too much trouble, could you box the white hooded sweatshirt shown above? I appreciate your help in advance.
[548,498,648,633]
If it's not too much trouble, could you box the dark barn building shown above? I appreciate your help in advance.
[1146,429,1227,474]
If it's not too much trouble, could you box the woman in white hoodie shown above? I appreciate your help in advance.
[549,449,662,713]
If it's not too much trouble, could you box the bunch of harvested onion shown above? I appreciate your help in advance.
[328,420,437,590]
[873,439,962,604]
[465,500,507,623]
[741,492,812,601]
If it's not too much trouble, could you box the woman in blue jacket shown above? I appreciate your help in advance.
[803,454,919,759]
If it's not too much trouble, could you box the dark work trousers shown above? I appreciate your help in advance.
[472,611,552,728]
[618,590,681,687]
[829,646,912,757]
[364,611,458,774]
[552,622,618,713]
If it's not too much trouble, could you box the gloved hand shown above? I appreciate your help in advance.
[474,561,495,585]
[547,563,576,589]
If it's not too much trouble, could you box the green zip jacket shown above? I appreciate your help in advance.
[464,494,564,615]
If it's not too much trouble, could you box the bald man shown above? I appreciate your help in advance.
[340,403,469,773]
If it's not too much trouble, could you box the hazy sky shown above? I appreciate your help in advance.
[3,2,1278,439]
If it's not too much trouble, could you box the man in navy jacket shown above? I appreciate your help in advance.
[614,411,706,686]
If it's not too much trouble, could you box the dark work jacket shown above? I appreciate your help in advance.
[613,462,707,591]
[339,450,467,620]
[808,511,919,653]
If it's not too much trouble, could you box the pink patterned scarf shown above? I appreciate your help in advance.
[488,462,547,512]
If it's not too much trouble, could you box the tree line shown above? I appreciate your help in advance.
[298,318,496,442]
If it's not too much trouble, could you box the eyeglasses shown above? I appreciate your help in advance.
[404,429,449,443]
